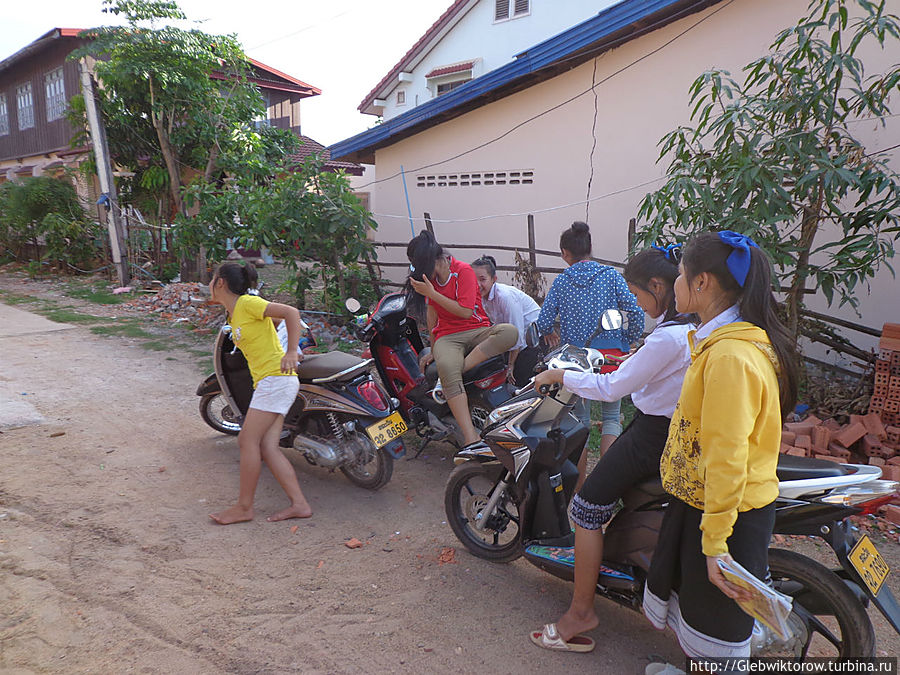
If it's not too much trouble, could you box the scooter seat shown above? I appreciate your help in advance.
[296,351,370,382]
[424,353,508,386]
[775,454,853,481]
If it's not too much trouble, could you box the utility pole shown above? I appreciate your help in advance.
[79,58,129,286]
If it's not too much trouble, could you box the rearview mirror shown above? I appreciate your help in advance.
[599,309,626,332]
[345,298,362,313]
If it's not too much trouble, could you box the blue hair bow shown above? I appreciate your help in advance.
[718,230,758,287]
[651,243,681,263]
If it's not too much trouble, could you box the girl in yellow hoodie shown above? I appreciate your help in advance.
[642,231,798,668]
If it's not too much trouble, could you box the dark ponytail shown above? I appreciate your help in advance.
[681,232,798,418]
[559,221,592,260]
[623,248,686,324]
[472,254,497,277]
[406,230,444,281]
[214,261,258,295]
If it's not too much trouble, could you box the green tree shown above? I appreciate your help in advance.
[636,0,900,339]
[186,156,377,310]
[74,0,298,280]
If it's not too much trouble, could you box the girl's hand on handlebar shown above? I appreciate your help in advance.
[533,368,565,394]
[544,331,560,348]
[281,351,301,374]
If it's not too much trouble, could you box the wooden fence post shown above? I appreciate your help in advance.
[423,213,434,236]
[527,214,536,268]
[628,218,636,254]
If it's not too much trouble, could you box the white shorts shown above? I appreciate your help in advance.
[248,376,300,415]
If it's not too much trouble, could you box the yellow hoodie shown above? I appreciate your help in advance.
[660,322,782,557]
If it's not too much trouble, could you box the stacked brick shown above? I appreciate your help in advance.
[778,323,900,483]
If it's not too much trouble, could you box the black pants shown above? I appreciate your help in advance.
[570,411,670,529]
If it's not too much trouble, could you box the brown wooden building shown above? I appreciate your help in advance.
[0,28,357,198]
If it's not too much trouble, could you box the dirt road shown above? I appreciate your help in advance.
[0,297,686,673]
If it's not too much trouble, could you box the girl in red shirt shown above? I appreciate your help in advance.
[407,231,517,451]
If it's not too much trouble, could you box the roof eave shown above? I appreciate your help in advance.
[333,0,720,161]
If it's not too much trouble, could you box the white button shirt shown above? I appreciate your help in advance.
[563,319,694,417]
[481,282,541,352]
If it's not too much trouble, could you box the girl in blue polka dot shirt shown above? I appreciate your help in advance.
[536,221,644,485]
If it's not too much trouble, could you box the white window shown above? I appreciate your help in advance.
[45,67,66,121]
[0,94,8,136]
[17,82,34,130]
[495,0,529,21]
[396,90,406,105]
[436,80,468,96]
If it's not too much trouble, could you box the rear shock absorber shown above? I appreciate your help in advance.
[326,412,345,440]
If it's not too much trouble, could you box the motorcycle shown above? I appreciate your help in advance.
[196,317,405,490]
[444,311,900,657]
[346,292,515,455]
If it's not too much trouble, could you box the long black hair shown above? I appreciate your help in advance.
[681,232,798,417]
[407,230,444,281]
[623,248,688,325]
[559,221,592,260]
[213,261,258,295]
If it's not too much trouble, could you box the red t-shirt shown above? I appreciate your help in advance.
[427,257,492,342]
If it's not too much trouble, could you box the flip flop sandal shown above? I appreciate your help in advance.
[529,623,595,653]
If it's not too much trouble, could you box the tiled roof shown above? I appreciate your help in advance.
[333,0,719,163]
[425,60,475,79]
[289,135,363,175]
[358,0,474,112]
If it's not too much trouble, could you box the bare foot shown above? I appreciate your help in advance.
[267,502,312,522]
[555,607,599,643]
[209,505,254,525]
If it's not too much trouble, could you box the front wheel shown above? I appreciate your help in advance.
[199,393,242,435]
[760,548,876,657]
[445,461,522,562]
[340,433,394,490]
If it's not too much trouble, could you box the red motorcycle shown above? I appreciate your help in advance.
[347,292,515,455]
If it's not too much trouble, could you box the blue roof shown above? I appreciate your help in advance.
[330,0,715,161]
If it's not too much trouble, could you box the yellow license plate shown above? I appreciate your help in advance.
[848,534,890,596]
[365,412,408,448]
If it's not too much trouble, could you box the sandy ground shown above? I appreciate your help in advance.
[1,284,897,673]
[0,294,686,674]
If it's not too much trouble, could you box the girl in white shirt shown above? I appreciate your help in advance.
[472,255,542,386]
[529,246,694,653]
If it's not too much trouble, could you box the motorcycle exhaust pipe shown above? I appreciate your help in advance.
[292,434,342,469]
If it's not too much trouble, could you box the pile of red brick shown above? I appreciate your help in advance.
[779,323,900,484]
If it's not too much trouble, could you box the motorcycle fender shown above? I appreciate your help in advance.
[383,438,406,459]
[479,383,514,410]
[829,521,900,635]
[196,373,220,397]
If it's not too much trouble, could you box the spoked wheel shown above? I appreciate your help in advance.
[445,461,522,562]
[758,548,875,657]
[339,433,394,490]
[199,393,242,435]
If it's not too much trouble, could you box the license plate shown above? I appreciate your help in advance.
[848,534,890,596]
[365,412,408,448]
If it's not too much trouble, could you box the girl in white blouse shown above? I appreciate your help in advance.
[529,246,694,653]
[472,255,542,386]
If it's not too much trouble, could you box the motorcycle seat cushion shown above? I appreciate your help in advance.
[775,454,853,481]
[296,351,368,382]
[423,353,508,385]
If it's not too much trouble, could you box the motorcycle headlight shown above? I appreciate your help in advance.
[488,397,540,425]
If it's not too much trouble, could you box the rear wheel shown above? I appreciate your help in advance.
[199,394,241,435]
[340,433,393,490]
[760,548,875,657]
[445,461,522,562]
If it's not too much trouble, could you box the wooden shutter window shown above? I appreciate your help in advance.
[495,0,510,21]
[514,0,529,16]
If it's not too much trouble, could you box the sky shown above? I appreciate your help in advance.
[1,0,453,147]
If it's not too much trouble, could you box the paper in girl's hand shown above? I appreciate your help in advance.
[716,557,793,641]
